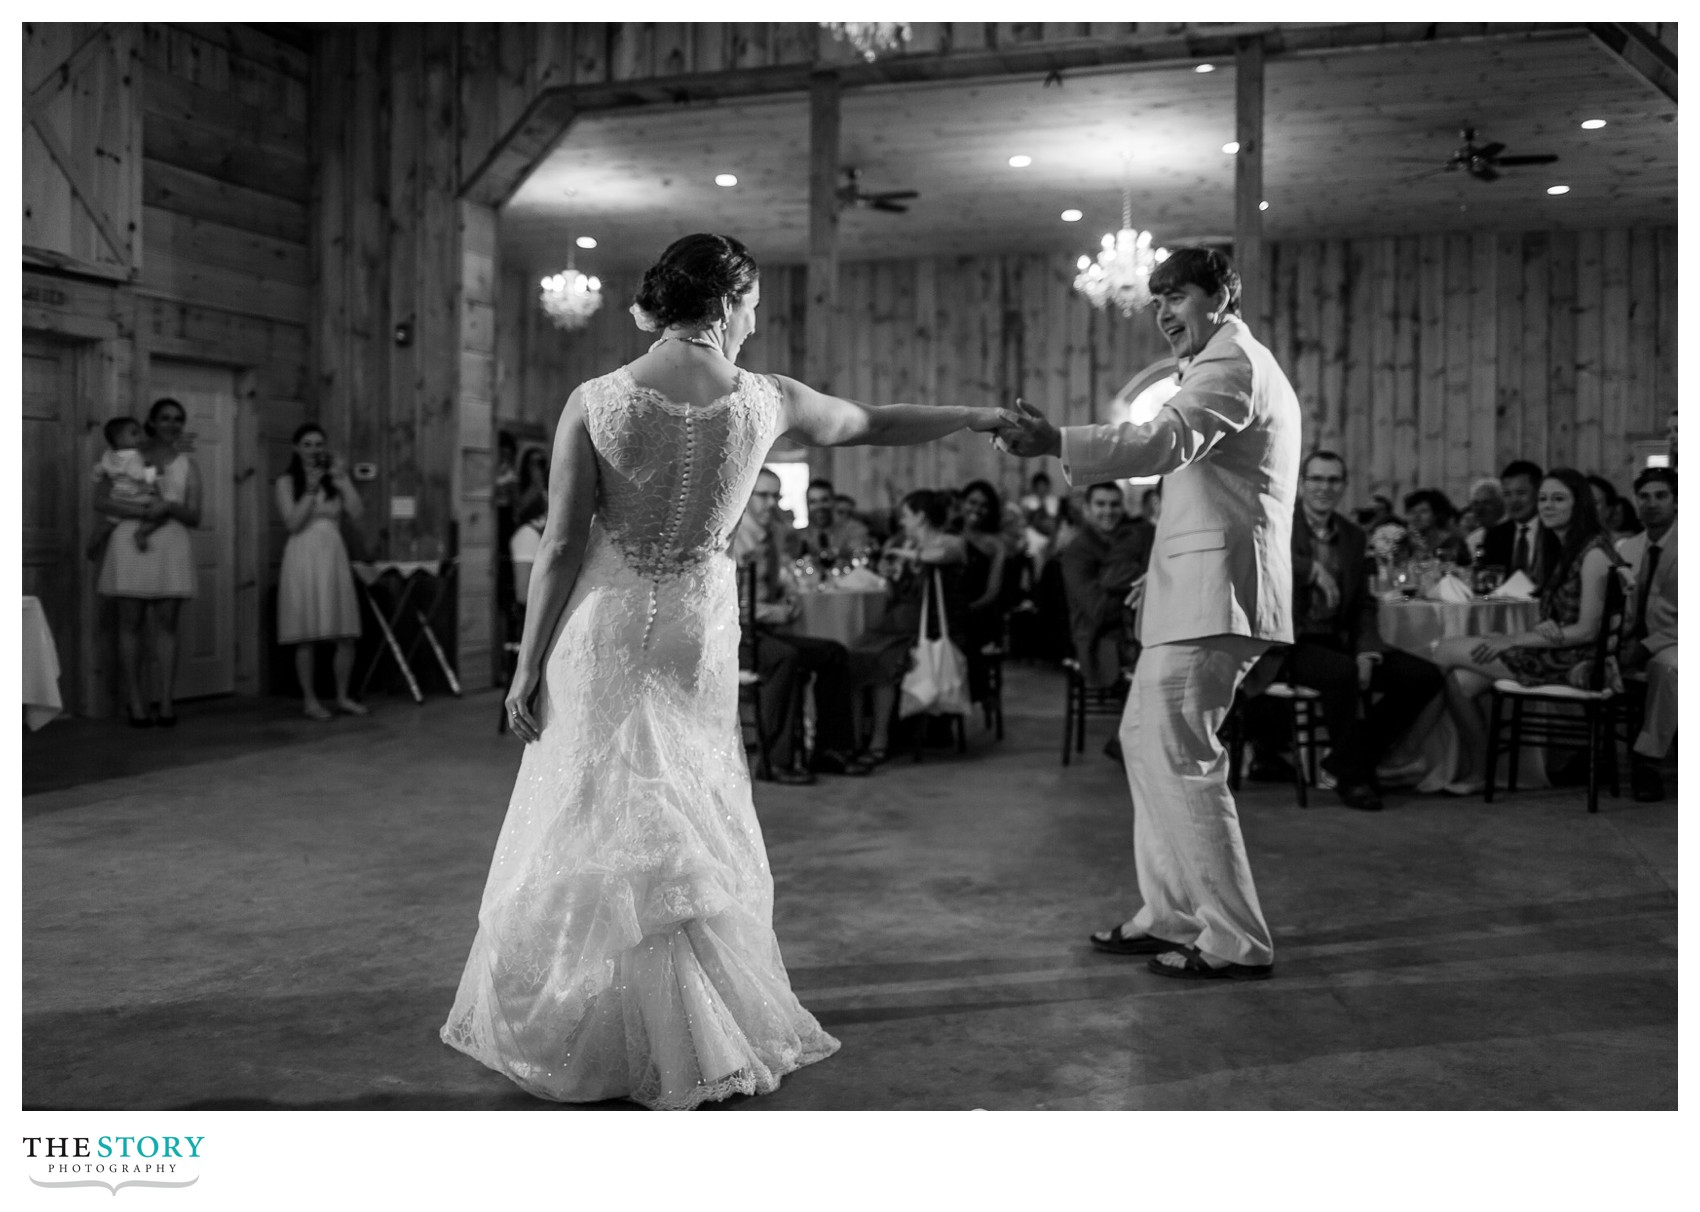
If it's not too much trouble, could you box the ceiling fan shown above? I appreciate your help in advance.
[836,167,919,213]
[1407,127,1559,183]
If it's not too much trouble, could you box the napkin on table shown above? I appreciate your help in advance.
[1485,570,1537,600]
[1424,573,1475,603]
[832,567,887,592]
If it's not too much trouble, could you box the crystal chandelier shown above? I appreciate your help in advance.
[820,22,911,61]
[1072,189,1168,316]
[538,266,603,331]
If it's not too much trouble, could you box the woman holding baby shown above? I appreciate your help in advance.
[94,396,202,727]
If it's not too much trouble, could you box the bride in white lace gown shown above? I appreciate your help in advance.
[442,235,1002,1109]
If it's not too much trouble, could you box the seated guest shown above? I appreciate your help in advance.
[1617,467,1677,802]
[1433,468,1624,795]
[1479,459,1544,580]
[1353,493,1400,531]
[960,479,1022,651]
[1139,483,1162,524]
[798,476,872,569]
[1464,477,1506,559]
[1587,473,1643,544]
[833,492,867,533]
[734,468,870,783]
[1250,451,1446,811]
[1058,481,1152,689]
[846,490,966,762]
[1403,488,1473,565]
[1020,471,1060,530]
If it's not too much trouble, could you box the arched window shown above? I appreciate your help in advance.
[1103,359,1181,491]
[1111,358,1182,425]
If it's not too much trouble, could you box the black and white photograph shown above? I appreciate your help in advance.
[13,12,1684,1204]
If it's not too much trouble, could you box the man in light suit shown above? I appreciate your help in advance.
[1617,466,1677,802]
[994,247,1299,980]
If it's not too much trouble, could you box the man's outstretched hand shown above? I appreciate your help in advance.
[992,397,1062,458]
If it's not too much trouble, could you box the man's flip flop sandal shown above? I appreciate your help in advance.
[1089,924,1181,955]
[1147,945,1274,981]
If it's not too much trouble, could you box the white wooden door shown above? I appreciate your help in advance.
[153,362,237,699]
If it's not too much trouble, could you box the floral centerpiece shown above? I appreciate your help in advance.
[1369,523,1413,594]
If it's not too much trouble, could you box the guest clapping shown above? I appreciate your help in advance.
[1432,468,1624,794]
[275,424,368,721]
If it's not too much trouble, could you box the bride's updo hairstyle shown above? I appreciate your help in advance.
[632,233,759,330]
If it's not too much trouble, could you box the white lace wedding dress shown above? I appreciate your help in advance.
[441,365,840,1109]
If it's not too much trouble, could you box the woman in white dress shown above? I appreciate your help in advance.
[95,397,202,727]
[441,234,1003,1109]
[275,423,367,720]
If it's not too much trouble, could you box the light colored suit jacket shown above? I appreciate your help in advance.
[1059,315,1301,647]
[1617,519,1677,655]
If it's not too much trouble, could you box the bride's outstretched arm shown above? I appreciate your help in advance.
[505,388,599,742]
[772,374,1002,447]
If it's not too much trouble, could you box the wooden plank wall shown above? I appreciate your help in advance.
[133,24,313,702]
[1261,227,1676,505]
[506,225,1676,517]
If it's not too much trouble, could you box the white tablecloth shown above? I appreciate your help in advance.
[793,588,887,647]
[22,595,63,730]
[1378,598,1541,656]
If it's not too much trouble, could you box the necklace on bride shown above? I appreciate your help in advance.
[652,330,727,358]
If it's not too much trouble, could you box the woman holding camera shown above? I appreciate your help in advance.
[276,423,367,720]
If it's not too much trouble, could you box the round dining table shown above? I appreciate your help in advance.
[1375,594,1547,792]
[792,586,888,647]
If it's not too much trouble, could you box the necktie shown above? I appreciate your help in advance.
[1511,523,1530,575]
[1634,542,1663,640]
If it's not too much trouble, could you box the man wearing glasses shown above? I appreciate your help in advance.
[734,468,870,783]
[1249,450,1446,811]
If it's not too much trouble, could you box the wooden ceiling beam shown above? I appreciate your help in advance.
[1585,23,1677,104]
[460,90,579,209]
[492,22,1587,122]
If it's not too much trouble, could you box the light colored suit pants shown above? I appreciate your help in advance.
[1121,635,1275,966]
[1634,646,1677,759]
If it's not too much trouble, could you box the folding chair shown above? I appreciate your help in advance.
[1485,575,1626,814]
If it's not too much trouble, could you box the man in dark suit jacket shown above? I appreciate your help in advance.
[1478,459,1545,581]
[1250,450,1446,811]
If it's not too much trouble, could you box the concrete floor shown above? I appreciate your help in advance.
[22,665,1678,1110]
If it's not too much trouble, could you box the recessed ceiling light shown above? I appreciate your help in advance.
[1060,209,1083,222]
[1580,118,1607,130]
[714,173,737,187]
[1259,200,1269,211]
[1008,154,1033,168]
[1222,141,1240,155]
[1547,185,1571,195]
[1195,63,1215,73]
[575,236,597,249]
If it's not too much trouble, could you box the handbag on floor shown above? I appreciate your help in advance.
[899,569,971,718]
